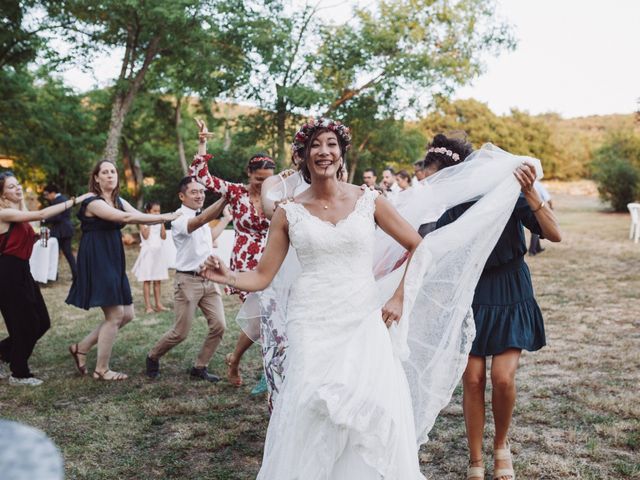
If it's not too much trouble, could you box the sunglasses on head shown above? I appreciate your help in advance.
[0,171,15,180]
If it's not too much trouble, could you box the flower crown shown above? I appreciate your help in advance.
[291,117,352,158]
[249,156,275,166]
[427,146,461,162]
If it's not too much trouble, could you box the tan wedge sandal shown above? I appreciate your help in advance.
[467,464,485,479]
[493,442,515,480]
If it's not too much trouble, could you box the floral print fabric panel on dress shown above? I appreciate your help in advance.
[192,154,270,301]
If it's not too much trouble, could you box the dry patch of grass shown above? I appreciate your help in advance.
[1,190,638,479]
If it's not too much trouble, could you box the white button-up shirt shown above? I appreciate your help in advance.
[171,204,213,272]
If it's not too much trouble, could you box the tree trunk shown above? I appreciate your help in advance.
[275,92,287,167]
[121,136,143,208]
[223,120,231,151]
[348,134,371,183]
[175,96,188,174]
[103,95,127,163]
[348,153,359,184]
[102,36,162,164]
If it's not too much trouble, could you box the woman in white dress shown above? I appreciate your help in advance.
[202,118,425,478]
[201,118,544,479]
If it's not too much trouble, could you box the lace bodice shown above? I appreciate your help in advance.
[280,189,377,279]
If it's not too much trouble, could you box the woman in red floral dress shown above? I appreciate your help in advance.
[190,119,275,387]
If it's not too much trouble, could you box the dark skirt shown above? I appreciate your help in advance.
[0,255,51,377]
[470,256,546,356]
[66,229,132,309]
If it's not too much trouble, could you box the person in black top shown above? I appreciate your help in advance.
[43,184,77,281]
[429,134,562,480]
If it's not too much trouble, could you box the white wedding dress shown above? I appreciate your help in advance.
[243,145,545,478]
[257,189,425,479]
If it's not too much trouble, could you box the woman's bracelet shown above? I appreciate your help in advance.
[227,272,237,287]
[531,201,545,213]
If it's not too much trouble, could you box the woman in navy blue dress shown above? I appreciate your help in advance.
[428,135,562,480]
[66,160,179,381]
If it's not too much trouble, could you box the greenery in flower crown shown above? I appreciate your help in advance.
[291,117,352,158]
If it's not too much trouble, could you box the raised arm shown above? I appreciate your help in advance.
[210,205,232,241]
[514,164,562,242]
[374,195,423,326]
[200,207,290,291]
[187,197,227,234]
[190,118,232,197]
[0,192,94,224]
[89,198,179,225]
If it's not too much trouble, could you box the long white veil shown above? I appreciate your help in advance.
[237,144,542,443]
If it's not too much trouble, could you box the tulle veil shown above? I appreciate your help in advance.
[237,144,542,444]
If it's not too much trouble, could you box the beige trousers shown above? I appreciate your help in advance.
[149,273,225,368]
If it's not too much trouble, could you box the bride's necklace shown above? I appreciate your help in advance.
[319,185,341,210]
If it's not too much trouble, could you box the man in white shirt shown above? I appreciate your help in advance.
[146,176,229,381]
[529,180,553,255]
[381,166,402,205]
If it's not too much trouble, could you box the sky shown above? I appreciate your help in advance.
[60,0,640,119]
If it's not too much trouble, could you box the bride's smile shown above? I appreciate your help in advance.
[308,131,342,178]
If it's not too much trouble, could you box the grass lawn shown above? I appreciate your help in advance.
[1,190,639,479]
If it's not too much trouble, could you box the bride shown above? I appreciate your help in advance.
[200,118,542,479]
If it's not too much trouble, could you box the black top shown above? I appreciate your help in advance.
[45,194,75,239]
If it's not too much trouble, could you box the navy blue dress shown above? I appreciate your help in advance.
[436,194,546,356]
[66,197,132,309]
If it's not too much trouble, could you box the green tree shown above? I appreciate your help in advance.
[419,98,557,177]
[45,0,250,165]
[240,0,514,164]
[0,69,100,194]
[591,131,640,211]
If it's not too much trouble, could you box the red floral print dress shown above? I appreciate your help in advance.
[190,154,270,300]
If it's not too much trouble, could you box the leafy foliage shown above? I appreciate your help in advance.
[591,131,640,211]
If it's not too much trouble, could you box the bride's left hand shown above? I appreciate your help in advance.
[382,296,402,328]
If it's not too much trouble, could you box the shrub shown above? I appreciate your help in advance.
[591,158,639,211]
[591,131,640,211]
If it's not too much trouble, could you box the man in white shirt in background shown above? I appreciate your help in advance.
[529,180,553,256]
[146,176,230,381]
[362,168,378,190]
[381,166,401,205]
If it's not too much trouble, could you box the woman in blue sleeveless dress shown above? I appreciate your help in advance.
[66,160,179,381]
[431,134,562,480]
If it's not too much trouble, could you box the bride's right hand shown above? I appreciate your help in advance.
[199,255,233,284]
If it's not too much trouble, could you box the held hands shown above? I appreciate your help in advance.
[161,211,181,222]
[513,162,537,193]
[199,255,233,285]
[279,169,297,179]
[222,205,232,222]
[381,295,403,328]
[76,192,96,203]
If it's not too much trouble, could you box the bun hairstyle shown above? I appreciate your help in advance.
[247,153,276,173]
[422,133,473,172]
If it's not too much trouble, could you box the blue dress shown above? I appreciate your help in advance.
[436,194,546,356]
[66,197,132,309]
